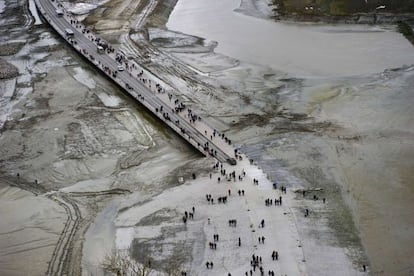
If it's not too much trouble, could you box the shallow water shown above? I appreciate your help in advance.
[167,0,414,77]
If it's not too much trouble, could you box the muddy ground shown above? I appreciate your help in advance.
[0,0,413,275]
[0,0,199,274]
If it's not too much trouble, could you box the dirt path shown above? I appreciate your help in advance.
[45,194,81,276]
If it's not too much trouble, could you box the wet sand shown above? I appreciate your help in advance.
[1,0,413,274]
[306,75,414,275]
[166,0,414,274]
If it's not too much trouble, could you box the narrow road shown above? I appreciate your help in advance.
[35,0,238,165]
[32,1,241,274]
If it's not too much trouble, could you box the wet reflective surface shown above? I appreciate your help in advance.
[167,0,414,77]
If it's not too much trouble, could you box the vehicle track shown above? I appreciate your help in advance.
[21,0,34,28]
[37,0,237,164]
[45,194,81,276]
[44,187,132,275]
[1,174,47,195]
[134,0,158,30]
[1,171,131,275]
[68,188,132,197]
[0,174,81,276]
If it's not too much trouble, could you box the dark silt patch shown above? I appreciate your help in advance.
[241,135,369,269]
[131,224,192,273]
[135,208,180,226]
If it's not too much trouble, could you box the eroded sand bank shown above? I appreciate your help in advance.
[1,0,414,274]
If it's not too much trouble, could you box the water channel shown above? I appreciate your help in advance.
[167,0,414,77]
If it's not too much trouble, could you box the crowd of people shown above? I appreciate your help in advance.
[51,4,305,275]
[42,2,368,275]
[176,160,290,276]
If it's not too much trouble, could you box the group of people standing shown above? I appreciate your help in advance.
[264,196,283,206]
[178,159,289,275]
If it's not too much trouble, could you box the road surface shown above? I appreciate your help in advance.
[35,0,239,165]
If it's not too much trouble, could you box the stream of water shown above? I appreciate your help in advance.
[167,0,414,77]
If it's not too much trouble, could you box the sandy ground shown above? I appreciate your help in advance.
[81,0,371,275]
[0,1,196,274]
[112,156,368,276]
[1,0,413,274]
[303,72,414,275]
[0,185,67,275]
[159,1,414,274]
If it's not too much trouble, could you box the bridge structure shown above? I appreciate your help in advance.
[34,0,238,165]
